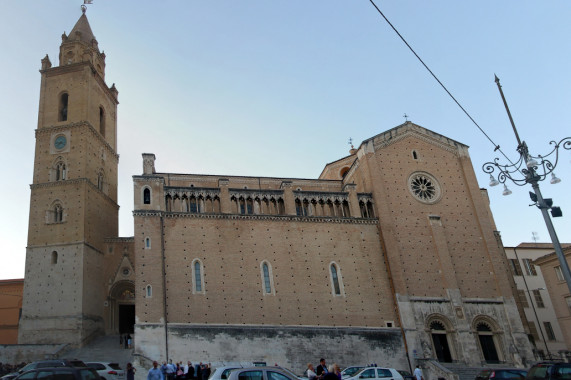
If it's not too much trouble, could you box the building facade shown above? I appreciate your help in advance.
[0,279,24,344]
[18,10,534,370]
[505,243,570,360]
[534,247,571,361]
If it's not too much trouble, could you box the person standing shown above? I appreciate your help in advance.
[201,364,211,380]
[306,364,317,380]
[126,363,136,380]
[195,363,202,380]
[316,359,328,378]
[413,366,423,380]
[186,362,194,380]
[166,360,176,380]
[148,361,164,380]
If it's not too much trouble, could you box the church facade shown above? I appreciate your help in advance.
[18,11,533,370]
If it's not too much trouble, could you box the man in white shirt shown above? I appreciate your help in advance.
[414,365,423,380]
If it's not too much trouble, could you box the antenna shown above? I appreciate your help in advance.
[532,232,539,244]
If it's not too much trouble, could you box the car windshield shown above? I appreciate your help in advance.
[108,364,122,370]
[18,364,36,373]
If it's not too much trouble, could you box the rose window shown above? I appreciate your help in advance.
[408,172,441,204]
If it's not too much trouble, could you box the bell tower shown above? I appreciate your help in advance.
[19,8,119,345]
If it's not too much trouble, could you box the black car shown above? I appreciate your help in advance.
[475,369,527,380]
[1,360,87,380]
[526,362,571,380]
[14,367,100,380]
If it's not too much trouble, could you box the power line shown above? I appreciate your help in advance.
[367,0,515,165]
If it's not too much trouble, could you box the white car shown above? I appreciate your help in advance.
[345,367,403,380]
[85,362,125,380]
[341,367,365,378]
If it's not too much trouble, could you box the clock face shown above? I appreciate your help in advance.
[54,135,67,150]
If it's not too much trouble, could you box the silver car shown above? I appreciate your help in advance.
[227,367,299,380]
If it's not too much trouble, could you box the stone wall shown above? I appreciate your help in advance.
[135,324,408,372]
[0,344,66,364]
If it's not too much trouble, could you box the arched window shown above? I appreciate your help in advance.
[192,259,205,294]
[474,319,501,363]
[54,204,63,223]
[55,161,66,181]
[427,316,455,363]
[412,150,418,160]
[51,251,58,265]
[99,106,105,137]
[59,93,69,121]
[260,261,274,295]
[329,263,344,296]
[145,237,151,249]
[146,284,152,298]
[143,188,151,204]
[97,171,104,191]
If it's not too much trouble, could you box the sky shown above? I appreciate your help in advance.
[1,1,570,280]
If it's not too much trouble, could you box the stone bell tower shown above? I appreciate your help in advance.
[19,8,119,345]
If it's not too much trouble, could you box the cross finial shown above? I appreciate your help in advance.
[403,113,409,122]
[348,137,354,149]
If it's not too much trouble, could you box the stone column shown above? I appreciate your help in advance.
[280,181,296,215]
[218,178,231,214]
[343,183,361,218]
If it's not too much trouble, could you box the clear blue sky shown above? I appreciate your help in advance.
[1,1,570,279]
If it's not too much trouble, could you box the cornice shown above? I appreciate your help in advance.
[372,124,463,156]
[104,237,135,243]
[133,210,378,225]
[36,122,119,161]
[133,176,166,183]
[30,178,119,210]
[153,174,343,189]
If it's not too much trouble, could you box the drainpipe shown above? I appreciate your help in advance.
[160,214,169,361]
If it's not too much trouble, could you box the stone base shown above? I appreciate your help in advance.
[135,324,409,372]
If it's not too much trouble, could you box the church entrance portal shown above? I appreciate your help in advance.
[431,332,453,362]
[108,280,135,335]
[119,304,135,334]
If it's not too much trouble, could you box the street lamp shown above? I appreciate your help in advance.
[483,76,571,296]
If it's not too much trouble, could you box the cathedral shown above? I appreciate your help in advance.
[18,9,533,371]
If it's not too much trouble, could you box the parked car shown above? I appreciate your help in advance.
[342,367,365,378]
[345,367,404,380]
[14,366,100,380]
[397,370,414,380]
[86,362,125,380]
[475,369,527,380]
[2,360,86,380]
[227,366,299,380]
[526,362,571,380]
[209,366,244,380]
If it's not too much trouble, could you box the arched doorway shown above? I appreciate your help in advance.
[474,319,502,363]
[109,280,135,334]
[425,315,457,363]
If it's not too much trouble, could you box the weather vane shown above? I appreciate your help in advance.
[81,0,93,14]
[403,113,409,122]
[348,137,354,149]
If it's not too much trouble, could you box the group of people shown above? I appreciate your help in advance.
[147,359,211,380]
[306,358,342,380]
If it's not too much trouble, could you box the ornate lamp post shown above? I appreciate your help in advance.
[483,75,571,295]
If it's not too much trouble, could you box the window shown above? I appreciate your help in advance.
[555,266,564,281]
[527,321,540,341]
[509,259,523,276]
[543,322,556,341]
[54,204,63,223]
[517,290,529,308]
[330,263,343,296]
[261,262,274,295]
[97,171,104,191]
[359,369,376,379]
[238,371,263,380]
[522,259,537,276]
[51,251,58,265]
[143,188,151,204]
[55,161,67,181]
[145,237,151,249]
[146,284,152,298]
[59,93,69,121]
[99,106,105,137]
[267,372,291,380]
[377,369,393,378]
[532,289,545,308]
[412,150,418,160]
[192,260,205,293]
